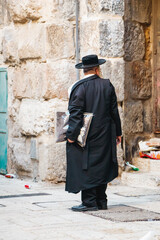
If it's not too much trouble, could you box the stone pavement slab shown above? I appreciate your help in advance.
[0,175,160,240]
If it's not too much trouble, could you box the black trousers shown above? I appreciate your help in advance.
[81,184,107,207]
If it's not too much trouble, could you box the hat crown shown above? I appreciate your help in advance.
[82,55,98,66]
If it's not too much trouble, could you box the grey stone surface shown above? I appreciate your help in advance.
[100,0,124,16]
[131,61,152,99]
[124,21,145,61]
[100,19,124,57]
[124,101,143,134]
[131,0,152,24]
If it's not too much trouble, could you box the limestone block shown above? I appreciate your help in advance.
[131,61,152,99]
[46,23,75,59]
[8,137,32,174]
[99,19,124,57]
[18,99,68,136]
[86,0,100,14]
[80,20,100,56]
[124,21,145,61]
[131,0,151,24]
[124,101,143,134]
[101,59,124,102]
[0,30,3,53]
[43,60,76,100]
[38,135,66,182]
[12,63,46,99]
[2,26,19,63]
[143,100,152,133]
[100,0,124,16]
[0,0,10,26]
[52,0,76,21]
[17,23,45,60]
[6,0,42,23]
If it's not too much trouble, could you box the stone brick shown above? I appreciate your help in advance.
[8,137,32,174]
[38,135,66,182]
[2,26,19,63]
[53,0,76,21]
[99,19,124,57]
[100,0,124,16]
[12,63,46,99]
[18,99,67,137]
[131,0,152,24]
[80,20,100,57]
[6,0,42,23]
[18,23,45,60]
[124,21,145,61]
[43,60,76,100]
[0,0,10,26]
[101,59,124,102]
[86,0,100,14]
[46,23,75,59]
[131,61,152,99]
[124,101,143,134]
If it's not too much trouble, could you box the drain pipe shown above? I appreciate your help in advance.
[76,0,80,80]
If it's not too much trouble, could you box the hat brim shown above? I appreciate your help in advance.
[75,59,106,69]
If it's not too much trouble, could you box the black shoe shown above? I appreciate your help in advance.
[71,204,98,212]
[97,202,108,210]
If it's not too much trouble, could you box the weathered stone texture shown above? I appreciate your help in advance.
[8,138,32,174]
[6,0,42,23]
[12,61,76,100]
[12,63,46,99]
[0,0,10,26]
[38,135,66,182]
[101,59,124,102]
[46,23,75,59]
[131,61,152,99]
[18,99,67,137]
[80,20,100,56]
[131,0,152,24]
[43,61,76,100]
[124,21,145,61]
[18,23,45,60]
[52,0,76,21]
[2,27,18,63]
[124,101,143,134]
[100,19,124,57]
[100,0,124,16]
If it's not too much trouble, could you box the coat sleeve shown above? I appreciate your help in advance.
[110,83,122,137]
[66,84,85,141]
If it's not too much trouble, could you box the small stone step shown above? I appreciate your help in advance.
[121,172,160,189]
[132,157,160,173]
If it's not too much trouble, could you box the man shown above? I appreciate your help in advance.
[66,54,122,211]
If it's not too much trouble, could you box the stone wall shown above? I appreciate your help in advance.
[0,0,125,181]
[124,0,153,160]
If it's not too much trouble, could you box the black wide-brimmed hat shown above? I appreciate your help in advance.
[75,54,106,69]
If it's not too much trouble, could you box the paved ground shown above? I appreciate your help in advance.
[1,175,160,240]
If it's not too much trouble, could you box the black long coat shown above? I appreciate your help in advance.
[65,74,122,193]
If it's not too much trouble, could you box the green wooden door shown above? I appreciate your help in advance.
[0,68,8,174]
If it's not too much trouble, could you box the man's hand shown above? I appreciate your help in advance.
[67,138,75,143]
[116,136,121,145]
